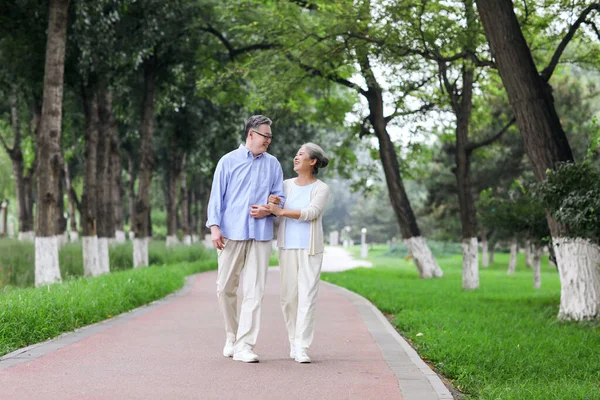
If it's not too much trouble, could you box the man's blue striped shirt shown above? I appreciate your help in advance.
[206,144,285,241]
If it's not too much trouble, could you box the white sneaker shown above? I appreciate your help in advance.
[222,340,234,358]
[295,347,311,363]
[233,349,260,363]
[289,344,296,359]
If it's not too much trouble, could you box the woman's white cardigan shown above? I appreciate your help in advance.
[276,178,330,255]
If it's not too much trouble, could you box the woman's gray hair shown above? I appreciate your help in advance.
[244,115,272,137]
[303,143,329,176]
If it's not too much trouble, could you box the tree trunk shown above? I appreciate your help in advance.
[126,148,136,240]
[358,58,442,278]
[476,0,599,319]
[453,66,478,289]
[34,0,69,287]
[199,178,210,235]
[508,237,518,275]
[166,134,181,247]
[525,239,533,268]
[533,244,542,289]
[190,184,199,243]
[481,227,489,267]
[111,128,125,243]
[20,102,39,241]
[20,169,35,240]
[133,55,157,267]
[95,87,114,274]
[180,154,191,246]
[64,162,78,242]
[6,87,33,240]
[489,241,496,264]
[56,171,68,246]
[440,0,480,289]
[81,86,100,277]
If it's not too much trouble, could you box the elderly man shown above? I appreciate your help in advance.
[206,115,285,363]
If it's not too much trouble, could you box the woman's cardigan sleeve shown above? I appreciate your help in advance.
[299,184,330,221]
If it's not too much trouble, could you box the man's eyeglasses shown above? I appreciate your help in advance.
[251,129,273,140]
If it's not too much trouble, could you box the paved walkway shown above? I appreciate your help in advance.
[0,247,452,400]
[321,246,372,272]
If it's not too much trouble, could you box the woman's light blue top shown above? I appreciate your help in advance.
[283,181,316,249]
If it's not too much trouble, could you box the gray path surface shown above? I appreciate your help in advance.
[0,248,452,400]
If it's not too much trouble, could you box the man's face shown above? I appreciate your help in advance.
[249,125,273,154]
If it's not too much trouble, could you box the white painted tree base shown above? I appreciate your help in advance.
[82,236,101,277]
[508,238,518,275]
[128,231,135,240]
[166,235,179,247]
[462,237,479,289]
[133,237,149,268]
[98,238,110,274]
[553,237,600,320]
[18,231,35,241]
[404,236,443,278]
[481,239,489,268]
[203,234,212,249]
[183,235,192,246]
[192,234,199,243]
[69,231,79,242]
[35,236,62,287]
[115,230,127,243]
[533,246,542,289]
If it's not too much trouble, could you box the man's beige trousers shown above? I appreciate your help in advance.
[216,239,272,352]
[279,249,324,350]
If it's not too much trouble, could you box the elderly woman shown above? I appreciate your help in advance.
[265,143,330,364]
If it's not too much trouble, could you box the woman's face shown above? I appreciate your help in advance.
[293,146,316,175]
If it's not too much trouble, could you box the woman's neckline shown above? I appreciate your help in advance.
[293,178,317,187]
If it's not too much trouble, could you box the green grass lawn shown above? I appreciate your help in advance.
[323,245,600,400]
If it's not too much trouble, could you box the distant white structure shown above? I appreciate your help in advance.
[329,230,339,246]
[0,200,7,236]
[361,228,368,258]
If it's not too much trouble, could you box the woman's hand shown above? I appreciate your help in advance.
[265,203,283,216]
[268,194,281,205]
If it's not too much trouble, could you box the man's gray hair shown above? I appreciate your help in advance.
[244,115,272,137]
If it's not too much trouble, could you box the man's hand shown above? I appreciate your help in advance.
[268,194,281,205]
[250,205,272,219]
[210,225,225,250]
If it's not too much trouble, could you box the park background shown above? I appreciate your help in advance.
[0,1,599,399]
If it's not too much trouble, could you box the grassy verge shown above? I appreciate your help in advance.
[0,239,211,288]
[270,250,279,266]
[323,245,600,400]
[0,258,217,358]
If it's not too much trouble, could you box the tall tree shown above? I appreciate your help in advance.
[0,87,37,241]
[0,1,47,241]
[476,0,600,320]
[80,86,101,276]
[34,0,69,286]
[111,128,126,242]
[96,87,115,272]
[132,54,157,266]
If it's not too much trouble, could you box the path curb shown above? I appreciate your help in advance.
[322,281,454,400]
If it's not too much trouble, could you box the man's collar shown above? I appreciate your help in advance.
[239,143,264,159]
